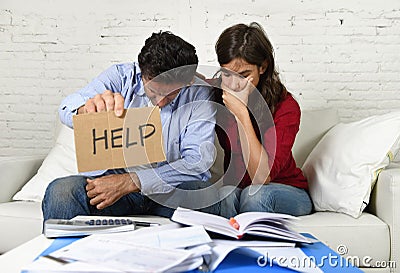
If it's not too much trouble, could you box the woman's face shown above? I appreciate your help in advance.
[220,58,267,93]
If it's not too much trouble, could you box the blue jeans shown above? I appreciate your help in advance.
[219,183,312,218]
[42,175,220,222]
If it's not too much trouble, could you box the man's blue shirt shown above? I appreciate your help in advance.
[59,62,216,195]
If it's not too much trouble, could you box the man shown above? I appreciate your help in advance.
[42,31,219,221]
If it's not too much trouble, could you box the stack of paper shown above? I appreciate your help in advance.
[22,222,320,273]
[22,224,211,273]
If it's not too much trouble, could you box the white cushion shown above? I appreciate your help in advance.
[302,111,400,218]
[296,212,390,263]
[390,135,400,163]
[12,125,77,202]
[293,108,339,168]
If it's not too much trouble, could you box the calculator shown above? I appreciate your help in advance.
[44,218,137,238]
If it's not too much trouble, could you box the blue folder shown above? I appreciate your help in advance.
[26,234,362,273]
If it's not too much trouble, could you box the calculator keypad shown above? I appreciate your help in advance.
[85,219,134,226]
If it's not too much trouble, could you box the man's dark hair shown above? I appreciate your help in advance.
[138,31,198,84]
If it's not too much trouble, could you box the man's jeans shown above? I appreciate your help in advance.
[219,183,312,218]
[42,175,220,222]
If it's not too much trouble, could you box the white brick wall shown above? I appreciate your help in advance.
[1,0,400,156]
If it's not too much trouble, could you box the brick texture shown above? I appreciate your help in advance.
[1,0,400,156]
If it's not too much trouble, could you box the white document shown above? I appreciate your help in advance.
[22,224,319,273]
[23,246,191,273]
[91,224,212,249]
[206,241,258,271]
[39,225,212,273]
[68,242,191,273]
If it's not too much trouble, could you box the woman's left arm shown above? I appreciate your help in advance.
[235,110,271,184]
[222,81,271,185]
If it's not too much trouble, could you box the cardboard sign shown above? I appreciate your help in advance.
[72,107,166,173]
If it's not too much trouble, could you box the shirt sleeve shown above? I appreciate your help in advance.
[265,98,301,181]
[135,87,217,195]
[58,64,129,128]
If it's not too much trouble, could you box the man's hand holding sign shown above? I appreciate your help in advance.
[77,90,125,116]
[73,91,165,210]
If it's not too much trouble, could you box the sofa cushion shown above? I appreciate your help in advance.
[0,201,42,253]
[0,156,44,203]
[12,125,77,202]
[390,135,400,163]
[292,108,339,168]
[296,212,390,264]
[303,111,400,218]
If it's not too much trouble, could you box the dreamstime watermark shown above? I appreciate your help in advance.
[335,244,396,269]
[256,244,397,269]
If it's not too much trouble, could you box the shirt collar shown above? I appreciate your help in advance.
[135,74,146,97]
[136,84,146,96]
[133,63,146,97]
[169,87,185,110]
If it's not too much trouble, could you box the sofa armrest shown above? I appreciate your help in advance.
[0,155,45,203]
[368,167,400,269]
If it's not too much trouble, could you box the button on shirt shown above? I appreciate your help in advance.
[59,62,216,195]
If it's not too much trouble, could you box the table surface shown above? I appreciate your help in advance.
[0,235,53,273]
[0,215,173,273]
[0,218,362,273]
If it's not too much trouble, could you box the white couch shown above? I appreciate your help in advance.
[0,108,398,273]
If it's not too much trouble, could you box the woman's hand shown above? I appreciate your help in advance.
[221,77,253,119]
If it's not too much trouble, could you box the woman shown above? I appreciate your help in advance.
[214,22,312,218]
